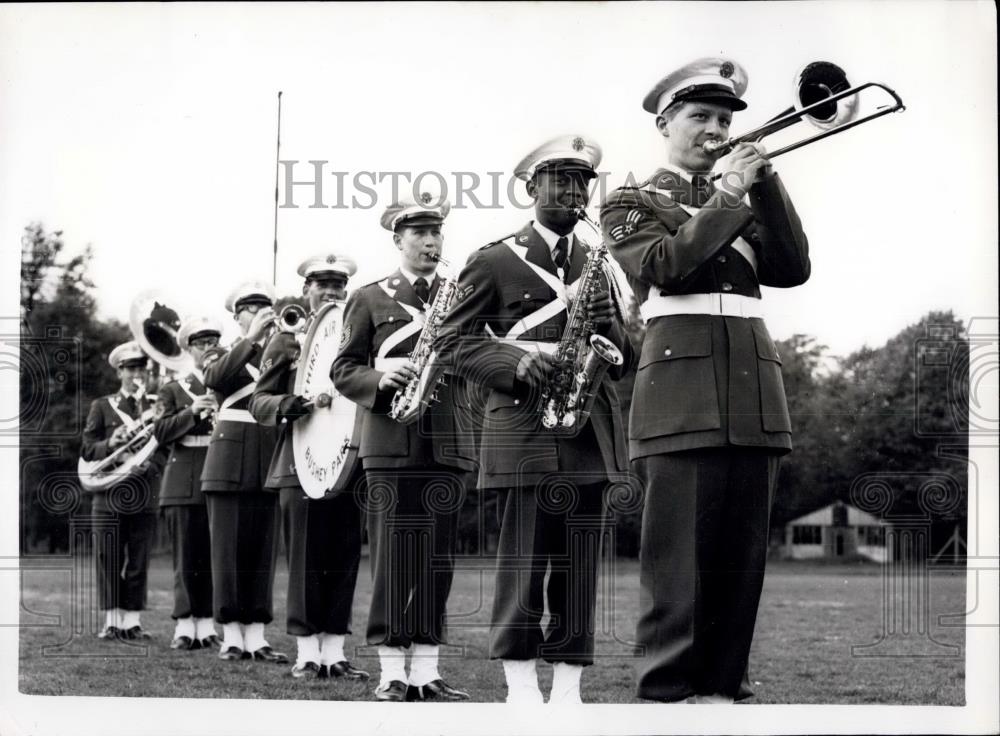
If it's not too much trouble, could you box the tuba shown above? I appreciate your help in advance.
[77,292,187,490]
[539,211,624,433]
[388,257,458,424]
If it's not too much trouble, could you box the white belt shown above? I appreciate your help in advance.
[494,339,559,356]
[179,435,212,447]
[217,408,255,424]
[641,293,763,320]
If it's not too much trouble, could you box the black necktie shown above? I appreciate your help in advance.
[413,277,430,305]
[690,173,716,208]
[552,237,569,279]
[122,395,137,417]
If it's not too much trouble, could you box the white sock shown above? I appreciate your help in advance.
[295,635,321,667]
[691,694,734,704]
[120,610,141,630]
[503,659,543,704]
[104,609,121,630]
[319,633,346,666]
[194,618,218,641]
[243,622,268,652]
[549,662,584,705]
[222,622,245,650]
[408,643,441,687]
[377,645,407,687]
[173,617,196,640]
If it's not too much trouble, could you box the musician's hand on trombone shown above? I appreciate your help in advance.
[191,394,218,417]
[717,142,772,199]
[246,307,276,343]
[515,350,557,388]
[378,361,418,392]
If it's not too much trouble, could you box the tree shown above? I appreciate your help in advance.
[20,223,129,553]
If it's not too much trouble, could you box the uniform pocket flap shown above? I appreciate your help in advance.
[752,321,782,363]
[371,308,412,328]
[638,327,712,369]
[500,282,551,307]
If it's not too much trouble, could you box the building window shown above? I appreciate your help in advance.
[859,525,885,546]
[793,525,822,544]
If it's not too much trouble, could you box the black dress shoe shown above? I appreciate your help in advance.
[218,645,245,661]
[97,626,120,640]
[200,634,221,649]
[122,626,152,641]
[291,661,322,679]
[406,679,470,702]
[188,637,204,651]
[326,661,370,681]
[374,680,408,702]
[170,635,195,650]
[251,646,289,664]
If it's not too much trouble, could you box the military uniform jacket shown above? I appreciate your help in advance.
[599,169,810,457]
[81,391,166,510]
[200,337,278,492]
[332,270,478,472]
[436,222,633,488]
[153,373,213,506]
[249,330,308,489]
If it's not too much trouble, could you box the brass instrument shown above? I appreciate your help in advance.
[540,211,624,432]
[388,256,457,424]
[703,61,904,161]
[277,301,308,334]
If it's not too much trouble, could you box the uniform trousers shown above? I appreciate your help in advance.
[204,491,280,624]
[162,505,214,620]
[91,491,157,611]
[364,466,467,648]
[490,480,607,665]
[634,447,780,702]
[280,484,364,636]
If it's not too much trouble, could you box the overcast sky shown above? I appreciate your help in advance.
[1,1,996,357]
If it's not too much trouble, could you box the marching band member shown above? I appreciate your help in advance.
[81,341,167,640]
[599,57,810,703]
[333,195,476,703]
[200,281,288,664]
[249,254,369,682]
[153,318,222,650]
[435,136,633,704]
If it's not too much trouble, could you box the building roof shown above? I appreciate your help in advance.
[787,501,884,527]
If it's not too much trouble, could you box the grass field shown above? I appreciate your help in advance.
[17,554,965,704]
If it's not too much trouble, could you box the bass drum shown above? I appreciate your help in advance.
[292,300,360,499]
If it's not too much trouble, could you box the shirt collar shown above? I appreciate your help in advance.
[398,265,435,286]
[660,161,698,185]
[119,385,145,401]
[531,220,574,258]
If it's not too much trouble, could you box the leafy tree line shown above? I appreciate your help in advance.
[19,224,969,558]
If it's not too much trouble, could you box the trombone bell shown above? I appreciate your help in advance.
[794,61,858,131]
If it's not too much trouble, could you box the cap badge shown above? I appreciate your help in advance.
[720,61,734,79]
[420,192,433,205]
[326,255,337,264]
[572,137,585,152]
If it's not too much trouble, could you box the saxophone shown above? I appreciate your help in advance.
[540,210,625,433]
[388,258,459,424]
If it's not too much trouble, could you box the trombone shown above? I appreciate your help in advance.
[704,61,905,161]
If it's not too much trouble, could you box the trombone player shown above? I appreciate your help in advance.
[599,57,810,703]
[81,341,167,640]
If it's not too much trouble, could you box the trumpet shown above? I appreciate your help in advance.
[703,61,904,161]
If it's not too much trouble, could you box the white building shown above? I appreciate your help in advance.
[781,501,889,563]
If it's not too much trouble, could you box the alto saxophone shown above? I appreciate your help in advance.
[540,210,624,433]
[388,258,458,424]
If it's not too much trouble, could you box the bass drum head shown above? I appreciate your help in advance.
[292,301,359,499]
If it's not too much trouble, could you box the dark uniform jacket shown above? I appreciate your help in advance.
[200,337,277,492]
[249,330,309,489]
[332,270,478,472]
[153,373,213,506]
[599,169,810,457]
[436,222,633,488]
[81,391,166,510]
